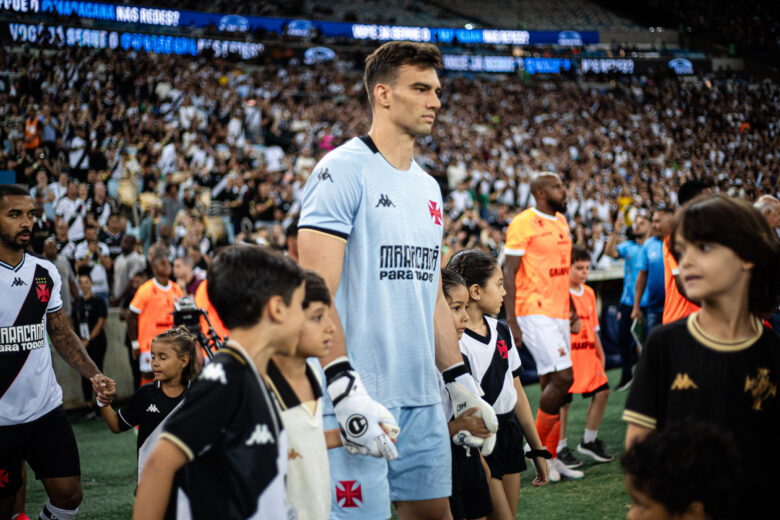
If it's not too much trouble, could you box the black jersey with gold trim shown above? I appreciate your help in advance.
[161,341,290,519]
[0,252,63,426]
[624,313,780,515]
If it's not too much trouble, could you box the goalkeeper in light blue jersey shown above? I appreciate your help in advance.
[298,41,498,519]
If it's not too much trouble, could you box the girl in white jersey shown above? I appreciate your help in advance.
[449,250,549,520]
[441,268,493,520]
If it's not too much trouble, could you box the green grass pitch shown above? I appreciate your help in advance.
[24,368,631,519]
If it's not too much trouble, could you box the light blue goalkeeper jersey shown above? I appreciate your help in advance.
[299,136,444,409]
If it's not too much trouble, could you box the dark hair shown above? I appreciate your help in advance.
[447,249,499,288]
[653,205,674,215]
[571,244,591,264]
[677,179,712,206]
[441,268,467,301]
[364,41,443,107]
[153,327,199,385]
[207,245,304,329]
[77,267,92,278]
[0,184,31,208]
[669,195,780,315]
[149,244,169,264]
[621,421,739,519]
[302,269,331,309]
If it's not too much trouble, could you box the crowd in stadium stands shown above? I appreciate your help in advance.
[0,45,778,310]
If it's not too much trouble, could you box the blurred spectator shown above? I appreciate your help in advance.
[113,234,146,305]
[99,213,126,259]
[74,225,113,306]
[43,236,77,318]
[54,178,87,243]
[173,256,203,296]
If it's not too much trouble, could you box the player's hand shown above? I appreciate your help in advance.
[325,358,400,460]
[451,408,491,439]
[91,374,116,403]
[630,305,642,321]
[531,456,550,486]
[508,320,523,349]
[443,365,499,456]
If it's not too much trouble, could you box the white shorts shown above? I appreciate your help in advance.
[138,351,152,373]
[516,315,572,376]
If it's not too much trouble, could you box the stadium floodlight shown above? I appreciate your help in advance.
[465,23,474,30]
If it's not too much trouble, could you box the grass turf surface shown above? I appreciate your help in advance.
[25,368,631,519]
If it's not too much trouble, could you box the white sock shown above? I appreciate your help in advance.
[557,438,568,452]
[40,500,78,520]
[583,428,598,444]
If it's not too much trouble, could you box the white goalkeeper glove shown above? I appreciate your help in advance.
[325,357,400,460]
[444,364,499,456]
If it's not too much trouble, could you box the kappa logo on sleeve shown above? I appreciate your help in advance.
[200,363,228,385]
[246,424,274,445]
[316,168,334,183]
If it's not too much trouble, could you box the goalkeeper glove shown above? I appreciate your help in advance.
[444,363,499,456]
[325,357,400,460]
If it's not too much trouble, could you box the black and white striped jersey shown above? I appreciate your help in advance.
[0,252,63,425]
[460,317,522,415]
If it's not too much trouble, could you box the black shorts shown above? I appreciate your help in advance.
[449,442,492,520]
[563,382,610,404]
[0,406,80,497]
[484,412,526,480]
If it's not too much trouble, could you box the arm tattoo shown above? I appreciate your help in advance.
[47,309,100,379]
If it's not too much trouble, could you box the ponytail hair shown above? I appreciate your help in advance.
[447,249,499,288]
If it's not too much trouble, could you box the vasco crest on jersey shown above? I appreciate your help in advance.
[34,276,50,303]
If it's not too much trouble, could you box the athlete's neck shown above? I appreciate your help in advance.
[229,329,274,376]
[569,281,583,291]
[534,203,557,217]
[696,293,754,342]
[0,244,23,267]
[154,275,169,287]
[161,377,185,397]
[271,354,307,379]
[367,125,415,171]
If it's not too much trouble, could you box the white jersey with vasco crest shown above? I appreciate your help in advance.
[459,316,522,415]
[299,136,444,409]
[0,252,64,425]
